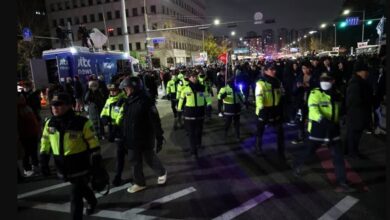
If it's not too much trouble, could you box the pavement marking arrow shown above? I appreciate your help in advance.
[17,182,71,199]
[317,195,359,220]
[212,191,274,220]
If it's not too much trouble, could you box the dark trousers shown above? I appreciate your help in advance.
[225,114,240,138]
[185,119,204,153]
[115,141,126,180]
[20,137,39,171]
[346,128,364,156]
[129,148,166,186]
[296,111,308,140]
[170,98,178,117]
[256,119,286,159]
[293,140,347,184]
[217,100,223,113]
[69,175,97,220]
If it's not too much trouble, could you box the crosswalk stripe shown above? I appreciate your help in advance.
[212,191,274,220]
[318,196,359,220]
[17,182,71,199]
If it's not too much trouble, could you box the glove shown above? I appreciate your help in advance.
[156,136,165,153]
[220,92,227,100]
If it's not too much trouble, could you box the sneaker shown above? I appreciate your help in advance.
[291,139,304,145]
[157,171,167,185]
[23,170,34,177]
[218,112,223,117]
[335,183,356,193]
[127,184,147,193]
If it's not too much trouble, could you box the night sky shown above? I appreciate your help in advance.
[205,0,345,36]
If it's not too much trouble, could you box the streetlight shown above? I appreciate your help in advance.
[304,35,307,38]
[320,23,327,28]
[214,19,220,25]
[239,37,243,41]
[342,9,351,15]
[231,31,236,36]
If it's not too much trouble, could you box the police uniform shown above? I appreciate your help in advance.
[254,64,286,160]
[175,75,189,128]
[198,74,213,119]
[166,74,180,119]
[100,86,127,186]
[40,93,100,220]
[293,73,351,191]
[218,82,245,139]
[178,75,210,157]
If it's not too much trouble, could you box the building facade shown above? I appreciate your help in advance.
[45,0,206,67]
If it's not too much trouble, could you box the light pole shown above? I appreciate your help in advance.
[333,23,337,47]
[143,0,152,69]
[320,23,327,50]
[120,0,129,53]
[342,9,366,42]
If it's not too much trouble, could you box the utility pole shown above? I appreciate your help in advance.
[120,0,129,53]
[143,0,152,69]
[101,6,110,49]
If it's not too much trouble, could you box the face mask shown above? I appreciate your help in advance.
[320,81,332,91]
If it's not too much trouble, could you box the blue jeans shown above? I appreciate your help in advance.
[293,139,347,184]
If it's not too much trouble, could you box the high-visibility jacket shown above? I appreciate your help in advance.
[166,78,180,99]
[218,84,244,115]
[178,82,210,119]
[100,92,126,126]
[255,75,283,120]
[307,88,342,142]
[176,79,189,100]
[40,112,100,179]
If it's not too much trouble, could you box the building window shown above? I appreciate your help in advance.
[65,1,70,9]
[115,10,120,19]
[127,26,130,34]
[132,8,138,16]
[136,42,141,50]
[108,29,114,36]
[57,2,63,10]
[82,15,88,23]
[50,4,55,12]
[88,0,93,6]
[89,14,95,22]
[119,44,124,51]
[72,0,78,7]
[67,17,72,25]
[143,24,146,32]
[162,5,165,14]
[134,25,139,33]
[98,13,103,21]
[59,18,65,26]
[117,27,122,35]
[129,43,132,51]
[52,20,57,27]
[141,7,145,14]
[151,5,156,14]
[110,45,116,50]
[97,0,102,4]
[152,23,157,30]
[107,11,112,20]
[126,9,129,17]
[80,0,86,7]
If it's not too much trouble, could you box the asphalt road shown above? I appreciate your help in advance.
[17,90,386,220]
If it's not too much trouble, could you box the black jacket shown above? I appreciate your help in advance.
[122,91,163,150]
[346,74,373,130]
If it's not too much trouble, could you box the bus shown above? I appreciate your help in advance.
[35,46,140,88]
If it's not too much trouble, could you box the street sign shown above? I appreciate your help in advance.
[22,27,32,41]
[151,37,166,44]
[346,17,359,26]
[332,47,340,52]
[254,12,263,25]
[357,42,368,48]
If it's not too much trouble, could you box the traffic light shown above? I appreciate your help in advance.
[339,21,347,28]
[107,27,114,33]
[366,20,373,25]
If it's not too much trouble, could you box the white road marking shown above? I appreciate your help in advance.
[318,196,359,220]
[212,191,274,220]
[17,182,71,199]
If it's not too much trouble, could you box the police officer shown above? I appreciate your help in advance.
[178,71,210,158]
[292,72,354,192]
[254,62,286,161]
[198,71,213,120]
[119,76,167,193]
[40,93,100,220]
[218,78,245,141]
[166,72,180,129]
[175,72,189,128]
[100,83,127,186]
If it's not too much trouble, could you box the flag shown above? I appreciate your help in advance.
[218,52,227,64]
[89,28,108,48]
[376,16,385,36]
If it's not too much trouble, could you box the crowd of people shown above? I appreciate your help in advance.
[16,53,386,220]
